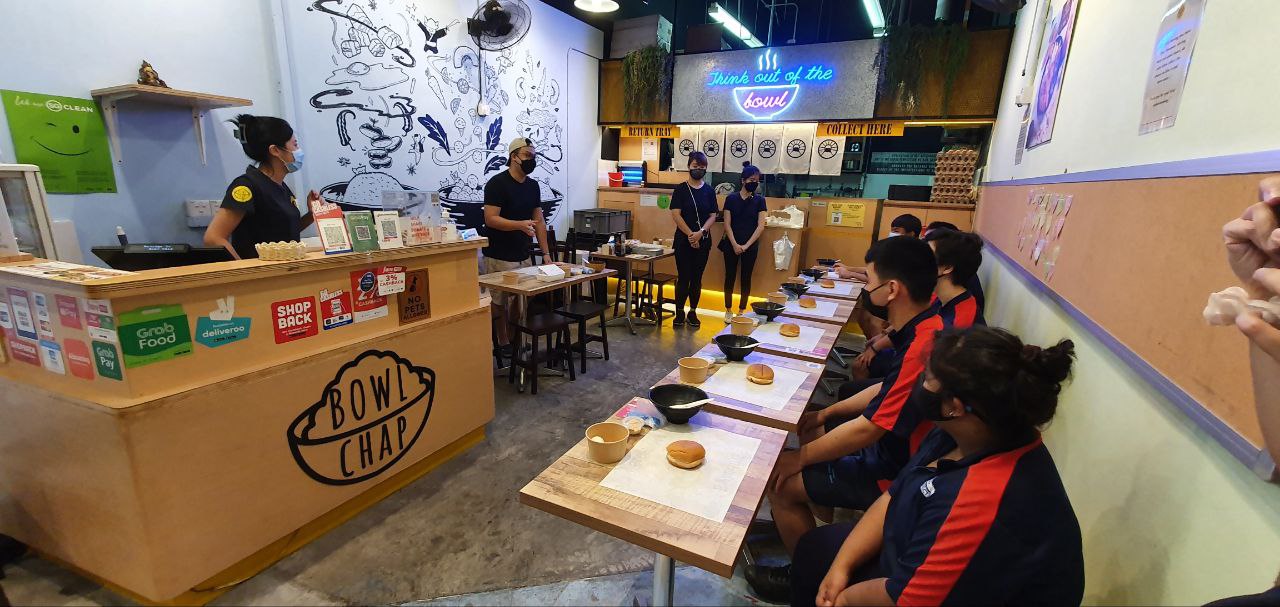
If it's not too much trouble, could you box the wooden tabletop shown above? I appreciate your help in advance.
[716,316,841,364]
[519,397,787,578]
[479,265,616,297]
[652,344,822,431]
[778,294,856,326]
[590,250,675,264]
[804,280,864,301]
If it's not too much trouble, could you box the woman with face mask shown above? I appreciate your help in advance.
[204,114,318,259]
[669,151,718,327]
[719,161,767,322]
[790,326,1084,607]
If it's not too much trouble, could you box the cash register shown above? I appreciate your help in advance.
[92,243,234,271]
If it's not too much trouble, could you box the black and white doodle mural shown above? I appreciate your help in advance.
[287,0,567,232]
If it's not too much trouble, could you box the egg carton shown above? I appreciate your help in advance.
[255,241,308,261]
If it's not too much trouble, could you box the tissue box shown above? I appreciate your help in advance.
[535,264,566,283]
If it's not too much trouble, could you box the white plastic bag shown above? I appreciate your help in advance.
[773,233,795,270]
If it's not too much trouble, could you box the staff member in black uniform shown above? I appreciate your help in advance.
[790,326,1084,607]
[482,137,551,349]
[204,115,316,259]
[669,151,718,328]
[720,161,767,323]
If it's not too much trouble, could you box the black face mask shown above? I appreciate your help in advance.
[744,181,759,192]
[863,281,890,320]
[908,375,949,422]
[520,157,537,173]
[689,168,707,180]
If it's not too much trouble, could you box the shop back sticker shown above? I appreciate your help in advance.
[272,296,318,343]
[118,304,193,368]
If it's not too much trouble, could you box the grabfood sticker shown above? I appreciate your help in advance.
[287,350,435,485]
[117,304,193,368]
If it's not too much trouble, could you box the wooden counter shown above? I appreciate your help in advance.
[0,241,494,602]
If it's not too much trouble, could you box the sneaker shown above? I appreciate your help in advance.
[672,311,686,327]
[687,311,701,328]
[724,310,734,323]
[745,563,791,604]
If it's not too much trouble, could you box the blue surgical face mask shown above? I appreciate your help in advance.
[285,148,304,173]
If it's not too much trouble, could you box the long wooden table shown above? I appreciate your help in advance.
[778,293,856,326]
[805,280,864,302]
[715,315,842,364]
[519,397,787,606]
[652,343,822,431]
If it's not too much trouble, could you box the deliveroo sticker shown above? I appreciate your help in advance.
[117,304,192,368]
[195,296,252,349]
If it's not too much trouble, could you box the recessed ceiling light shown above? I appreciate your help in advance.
[575,0,620,13]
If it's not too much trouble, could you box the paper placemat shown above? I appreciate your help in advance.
[750,322,824,352]
[784,298,839,318]
[700,361,808,411]
[599,425,761,522]
[808,281,856,296]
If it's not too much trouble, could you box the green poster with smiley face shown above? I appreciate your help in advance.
[1,90,116,194]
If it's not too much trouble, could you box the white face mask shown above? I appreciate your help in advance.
[887,232,901,238]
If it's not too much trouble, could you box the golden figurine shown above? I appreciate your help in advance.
[137,61,169,88]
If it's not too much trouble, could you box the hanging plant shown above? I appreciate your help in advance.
[622,45,672,122]
[877,16,971,115]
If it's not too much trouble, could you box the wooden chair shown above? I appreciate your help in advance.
[555,275,611,374]
[508,312,575,395]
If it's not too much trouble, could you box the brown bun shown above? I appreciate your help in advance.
[799,296,817,308]
[746,363,775,385]
[819,279,836,288]
[779,323,801,337]
[785,276,806,284]
[666,440,706,469]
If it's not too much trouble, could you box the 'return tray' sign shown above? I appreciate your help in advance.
[287,350,436,485]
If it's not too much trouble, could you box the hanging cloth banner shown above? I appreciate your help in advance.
[698,124,726,173]
[810,134,846,176]
[780,123,817,175]
[724,125,755,172]
[674,125,699,171]
[751,124,785,174]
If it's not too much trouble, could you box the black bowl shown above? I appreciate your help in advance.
[817,258,839,267]
[781,282,810,297]
[649,384,709,424]
[751,301,785,321]
[715,334,759,362]
[801,268,827,280]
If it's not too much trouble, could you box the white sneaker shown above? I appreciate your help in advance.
[724,310,734,323]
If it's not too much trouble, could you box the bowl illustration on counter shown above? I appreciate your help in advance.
[287,350,436,486]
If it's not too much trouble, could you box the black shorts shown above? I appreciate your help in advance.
[802,453,884,511]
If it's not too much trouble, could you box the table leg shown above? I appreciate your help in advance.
[647,258,659,327]
[652,553,674,607]
[516,293,528,393]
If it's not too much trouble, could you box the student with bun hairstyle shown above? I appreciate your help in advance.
[204,114,316,259]
[720,161,768,322]
[791,326,1084,607]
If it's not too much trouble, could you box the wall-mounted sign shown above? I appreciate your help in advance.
[118,304,193,368]
[620,125,680,138]
[867,152,937,175]
[827,201,867,228]
[287,350,436,485]
[817,121,905,138]
[671,40,878,123]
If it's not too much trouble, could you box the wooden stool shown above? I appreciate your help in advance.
[508,312,575,395]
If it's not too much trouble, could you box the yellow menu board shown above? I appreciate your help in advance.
[827,201,867,227]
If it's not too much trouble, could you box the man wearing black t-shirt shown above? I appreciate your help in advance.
[483,137,551,346]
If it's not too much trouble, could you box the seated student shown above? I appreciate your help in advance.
[889,214,922,239]
[762,237,941,562]
[844,214,925,337]
[922,220,958,238]
[791,327,1084,607]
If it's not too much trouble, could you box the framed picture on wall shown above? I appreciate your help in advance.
[1026,0,1081,150]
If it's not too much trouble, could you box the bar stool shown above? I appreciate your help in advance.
[508,312,575,395]
[638,272,676,323]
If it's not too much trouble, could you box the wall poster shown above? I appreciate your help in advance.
[0,90,116,194]
[1139,0,1206,135]
[1026,0,1081,150]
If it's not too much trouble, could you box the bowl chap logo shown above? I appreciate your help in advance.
[287,350,436,485]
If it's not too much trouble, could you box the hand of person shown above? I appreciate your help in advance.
[1237,268,1280,360]
[772,449,804,493]
[519,220,536,237]
[798,410,825,435]
[734,243,745,255]
[816,567,851,607]
[306,190,323,209]
[689,230,702,244]
[855,347,876,368]
[1224,177,1280,298]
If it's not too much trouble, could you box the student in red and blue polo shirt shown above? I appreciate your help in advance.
[791,326,1084,607]
[927,230,985,329]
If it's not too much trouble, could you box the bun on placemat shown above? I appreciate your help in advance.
[819,279,836,288]
[799,296,817,309]
[746,363,775,385]
[779,323,801,337]
[785,276,806,285]
[666,440,706,469]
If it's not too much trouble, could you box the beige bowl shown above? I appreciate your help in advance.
[586,262,606,273]
[678,356,712,384]
[767,292,788,305]
[730,316,759,336]
[585,422,630,464]
[502,271,521,285]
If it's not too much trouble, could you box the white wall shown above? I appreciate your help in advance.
[987,0,1280,181]
[0,0,285,256]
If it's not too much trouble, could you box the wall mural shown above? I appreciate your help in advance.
[287,0,567,232]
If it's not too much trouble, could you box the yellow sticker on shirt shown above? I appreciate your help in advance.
[231,185,253,203]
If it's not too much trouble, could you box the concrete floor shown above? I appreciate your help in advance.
[2,307,851,606]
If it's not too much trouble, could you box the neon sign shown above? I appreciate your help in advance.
[705,49,836,120]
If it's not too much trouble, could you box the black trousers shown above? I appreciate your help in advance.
[674,237,710,313]
[722,245,759,311]
[790,522,884,607]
